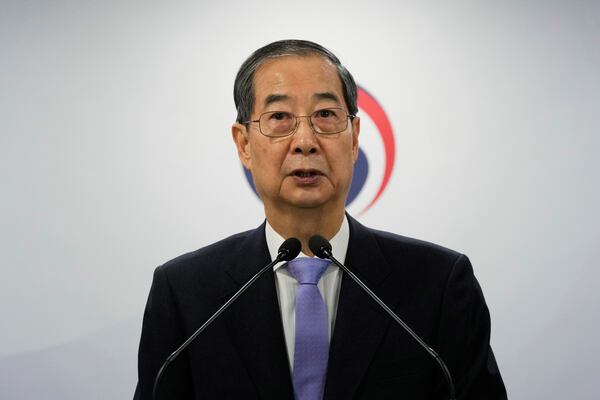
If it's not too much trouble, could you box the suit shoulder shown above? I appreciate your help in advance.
[367,226,464,266]
[159,228,256,276]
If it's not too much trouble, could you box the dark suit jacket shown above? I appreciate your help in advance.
[135,215,506,399]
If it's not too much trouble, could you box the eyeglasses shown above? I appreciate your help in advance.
[243,107,355,138]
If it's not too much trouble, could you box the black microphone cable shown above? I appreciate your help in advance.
[309,234,456,400]
[152,237,302,400]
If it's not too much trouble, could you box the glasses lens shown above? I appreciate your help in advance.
[260,111,295,137]
[311,108,348,134]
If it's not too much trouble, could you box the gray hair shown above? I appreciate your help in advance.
[233,39,358,124]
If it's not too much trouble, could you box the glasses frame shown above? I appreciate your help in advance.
[243,107,356,138]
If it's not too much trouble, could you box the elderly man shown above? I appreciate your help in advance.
[135,40,507,399]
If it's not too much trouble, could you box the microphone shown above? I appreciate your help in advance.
[308,235,456,400]
[152,237,302,400]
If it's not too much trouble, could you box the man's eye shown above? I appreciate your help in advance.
[270,112,290,121]
[316,109,337,119]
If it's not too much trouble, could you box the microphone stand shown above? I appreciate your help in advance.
[311,237,456,400]
[152,239,301,400]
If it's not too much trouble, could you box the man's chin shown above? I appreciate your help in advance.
[261,186,343,212]
[283,192,339,211]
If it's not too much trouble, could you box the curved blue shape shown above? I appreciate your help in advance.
[243,167,258,196]
[346,147,368,206]
[242,146,369,206]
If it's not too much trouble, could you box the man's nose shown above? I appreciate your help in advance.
[291,117,319,155]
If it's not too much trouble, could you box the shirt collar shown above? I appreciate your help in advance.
[265,215,350,270]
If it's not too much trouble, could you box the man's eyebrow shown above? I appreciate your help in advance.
[264,94,290,107]
[313,92,341,104]
[263,92,341,107]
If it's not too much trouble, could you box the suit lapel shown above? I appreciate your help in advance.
[224,223,294,399]
[324,216,406,399]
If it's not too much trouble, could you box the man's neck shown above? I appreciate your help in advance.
[265,206,345,256]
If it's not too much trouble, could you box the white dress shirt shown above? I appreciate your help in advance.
[265,216,349,370]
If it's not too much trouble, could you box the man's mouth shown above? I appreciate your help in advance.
[291,169,323,178]
[289,169,324,185]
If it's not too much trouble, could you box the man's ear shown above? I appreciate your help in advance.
[351,116,360,163]
[232,123,252,170]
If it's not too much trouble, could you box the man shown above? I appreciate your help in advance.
[135,40,507,399]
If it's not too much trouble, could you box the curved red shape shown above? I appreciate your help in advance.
[357,87,395,215]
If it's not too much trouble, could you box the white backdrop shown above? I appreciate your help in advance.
[1,1,599,398]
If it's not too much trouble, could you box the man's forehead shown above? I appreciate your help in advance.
[252,55,343,101]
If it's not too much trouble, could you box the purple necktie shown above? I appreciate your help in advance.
[287,257,331,400]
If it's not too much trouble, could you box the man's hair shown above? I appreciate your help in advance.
[233,39,358,124]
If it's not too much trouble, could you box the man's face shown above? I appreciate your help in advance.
[232,55,360,214]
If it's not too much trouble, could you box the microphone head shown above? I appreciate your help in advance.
[278,237,302,261]
[309,235,332,259]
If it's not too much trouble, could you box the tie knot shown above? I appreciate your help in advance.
[287,257,330,285]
